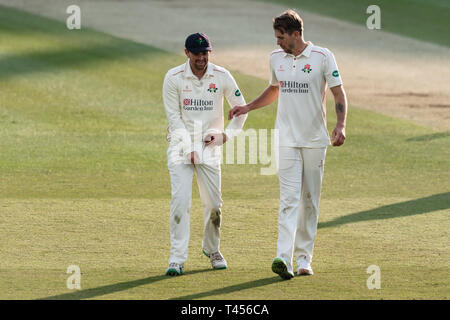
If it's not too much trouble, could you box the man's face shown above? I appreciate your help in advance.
[185,49,210,72]
[274,29,298,54]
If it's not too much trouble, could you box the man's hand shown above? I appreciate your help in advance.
[332,125,346,146]
[204,133,227,147]
[189,151,200,164]
[228,105,250,120]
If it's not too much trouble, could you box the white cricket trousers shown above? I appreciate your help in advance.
[277,146,327,272]
[168,161,222,265]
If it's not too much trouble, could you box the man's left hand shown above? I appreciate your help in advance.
[204,133,227,147]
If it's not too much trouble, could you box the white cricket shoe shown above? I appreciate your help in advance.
[203,250,227,269]
[165,262,185,276]
[297,257,314,276]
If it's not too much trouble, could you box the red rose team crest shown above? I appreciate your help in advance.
[302,64,312,73]
[207,83,218,93]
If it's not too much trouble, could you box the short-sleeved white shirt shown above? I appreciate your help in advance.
[163,61,247,158]
[269,42,342,148]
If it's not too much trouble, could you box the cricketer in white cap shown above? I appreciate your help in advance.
[229,10,348,279]
[163,32,248,276]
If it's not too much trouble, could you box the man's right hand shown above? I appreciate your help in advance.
[189,151,200,164]
[228,105,250,120]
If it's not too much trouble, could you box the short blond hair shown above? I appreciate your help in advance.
[273,9,303,35]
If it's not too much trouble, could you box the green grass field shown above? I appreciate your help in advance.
[0,6,449,299]
[260,0,450,47]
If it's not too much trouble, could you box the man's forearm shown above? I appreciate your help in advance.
[248,85,279,111]
[335,100,347,127]
[228,85,278,120]
[332,86,347,127]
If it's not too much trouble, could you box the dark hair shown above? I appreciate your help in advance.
[273,9,303,36]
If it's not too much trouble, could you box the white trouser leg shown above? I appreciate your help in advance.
[276,146,302,273]
[294,147,326,265]
[168,163,194,264]
[195,162,222,255]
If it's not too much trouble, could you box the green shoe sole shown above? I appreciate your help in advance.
[165,268,184,276]
[214,265,227,270]
[272,258,293,280]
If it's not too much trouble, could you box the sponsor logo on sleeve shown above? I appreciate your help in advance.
[234,89,241,97]
[332,70,340,77]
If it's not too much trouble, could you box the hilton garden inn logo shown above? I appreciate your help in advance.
[182,98,214,111]
[279,81,309,94]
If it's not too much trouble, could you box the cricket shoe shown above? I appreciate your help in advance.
[203,249,227,269]
[271,257,294,280]
[165,262,185,276]
[297,258,314,276]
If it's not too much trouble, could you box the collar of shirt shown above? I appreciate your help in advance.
[183,60,214,79]
[284,41,314,59]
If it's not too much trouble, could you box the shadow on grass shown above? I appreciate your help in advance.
[319,192,450,229]
[39,269,214,300]
[0,5,166,80]
[0,40,165,80]
[406,132,450,142]
[170,276,282,300]
[0,5,71,35]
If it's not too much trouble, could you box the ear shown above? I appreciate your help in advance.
[184,49,190,58]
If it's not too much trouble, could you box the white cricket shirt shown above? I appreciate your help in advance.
[269,42,343,148]
[163,60,247,158]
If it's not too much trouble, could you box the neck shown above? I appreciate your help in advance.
[291,39,308,56]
